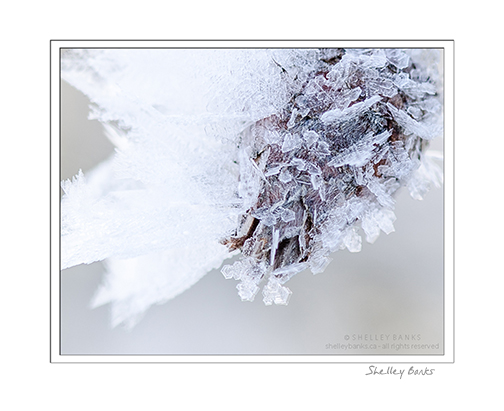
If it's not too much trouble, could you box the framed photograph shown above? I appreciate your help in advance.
[51,40,454,362]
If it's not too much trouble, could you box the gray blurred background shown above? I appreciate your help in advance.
[60,80,444,356]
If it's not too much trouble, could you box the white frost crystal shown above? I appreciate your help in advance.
[61,48,443,327]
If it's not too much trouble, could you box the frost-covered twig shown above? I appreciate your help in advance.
[61,48,443,328]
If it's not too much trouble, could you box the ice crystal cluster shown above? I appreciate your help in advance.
[61,48,442,327]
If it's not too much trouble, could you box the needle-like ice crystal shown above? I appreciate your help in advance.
[61,48,443,328]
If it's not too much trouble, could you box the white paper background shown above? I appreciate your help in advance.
[2,4,499,410]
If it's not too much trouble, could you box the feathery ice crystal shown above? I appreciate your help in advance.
[61,48,443,327]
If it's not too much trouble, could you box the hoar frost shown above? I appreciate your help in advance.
[61,48,442,327]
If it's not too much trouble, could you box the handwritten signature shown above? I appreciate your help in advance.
[365,365,435,379]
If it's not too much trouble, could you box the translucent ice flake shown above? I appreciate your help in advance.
[278,168,293,183]
[280,208,296,223]
[62,47,443,326]
[385,49,410,69]
[290,157,307,171]
[335,87,362,110]
[376,209,396,235]
[320,95,382,124]
[361,212,381,244]
[262,279,292,306]
[387,103,441,140]
[254,209,277,226]
[309,255,332,274]
[328,130,391,169]
[407,151,443,200]
[221,259,247,281]
[281,132,301,152]
[343,227,362,252]
[270,228,280,265]
[303,130,319,147]
[265,165,282,177]
[271,262,307,283]
[310,173,323,190]
[221,264,236,280]
[346,49,388,69]
[237,280,260,302]
[287,108,298,129]
[314,141,331,156]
